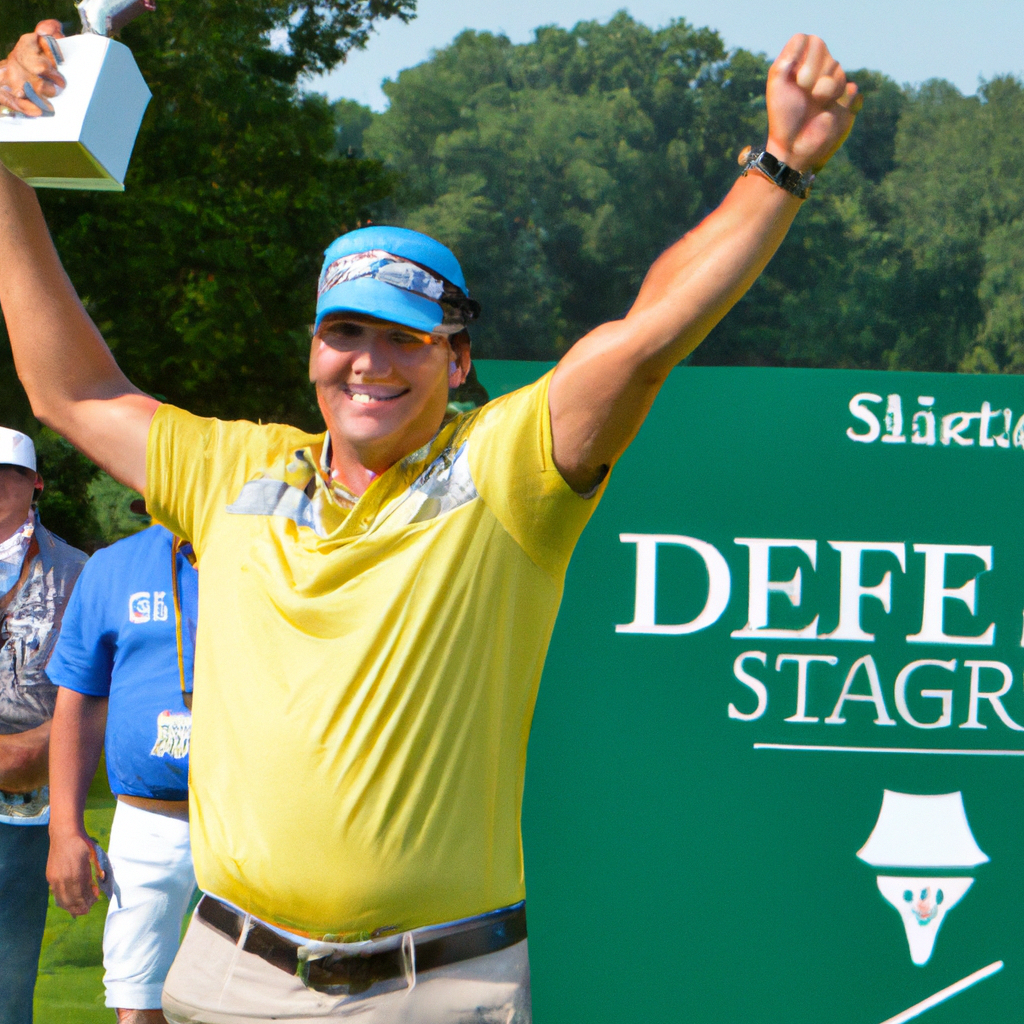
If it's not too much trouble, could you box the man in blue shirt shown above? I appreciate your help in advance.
[46,524,198,1024]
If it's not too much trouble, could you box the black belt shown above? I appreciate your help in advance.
[196,894,527,993]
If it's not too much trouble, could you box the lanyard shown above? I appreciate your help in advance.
[170,536,195,711]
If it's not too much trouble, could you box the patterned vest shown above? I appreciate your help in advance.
[0,514,87,734]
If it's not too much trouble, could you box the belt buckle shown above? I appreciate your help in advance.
[299,941,401,995]
[296,943,376,995]
[295,941,332,990]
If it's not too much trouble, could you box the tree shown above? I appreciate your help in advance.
[358,14,1024,376]
[1,0,414,434]
[362,15,920,368]
[364,14,763,359]
[883,76,1024,374]
[33,429,102,550]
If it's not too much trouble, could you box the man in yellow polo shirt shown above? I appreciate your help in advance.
[0,20,860,1022]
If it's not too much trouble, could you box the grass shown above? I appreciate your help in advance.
[34,762,115,1024]
[32,480,147,1021]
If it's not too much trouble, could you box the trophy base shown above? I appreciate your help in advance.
[0,140,125,191]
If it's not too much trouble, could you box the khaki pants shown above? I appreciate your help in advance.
[163,911,532,1023]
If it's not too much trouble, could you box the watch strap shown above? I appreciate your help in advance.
[738,146,814,200]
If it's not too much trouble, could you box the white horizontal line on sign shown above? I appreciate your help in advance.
[878,960,1003,1024]
[753,743,1024,757]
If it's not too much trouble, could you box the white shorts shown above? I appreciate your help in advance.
[103,798,197,1009]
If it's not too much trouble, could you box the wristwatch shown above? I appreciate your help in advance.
[738,146,815,200]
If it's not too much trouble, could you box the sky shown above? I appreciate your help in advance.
[310,0,1024,111]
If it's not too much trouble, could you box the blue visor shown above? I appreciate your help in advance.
[315,277,443,334]
[314,228,477,336]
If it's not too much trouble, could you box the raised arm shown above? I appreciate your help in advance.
[0,26,156,494]
[549,34,861,493]
[0,166,156,493]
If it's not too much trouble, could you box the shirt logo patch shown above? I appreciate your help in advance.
[150,710,191,759]
[128,592,168,624]
[378,440,478,530]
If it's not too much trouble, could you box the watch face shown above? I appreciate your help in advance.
[759,151,783,177]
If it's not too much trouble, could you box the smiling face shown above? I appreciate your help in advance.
[309,313,471,489]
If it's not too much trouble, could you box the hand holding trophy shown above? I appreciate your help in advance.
[0,19,67,118]
[0,1,154,190]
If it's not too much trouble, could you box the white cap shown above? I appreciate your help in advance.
[0,428,37,473]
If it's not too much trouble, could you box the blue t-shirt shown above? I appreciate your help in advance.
[47,525,197,800]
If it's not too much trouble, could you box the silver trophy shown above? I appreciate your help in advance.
[78,0,156,36]
[0,1,153,190]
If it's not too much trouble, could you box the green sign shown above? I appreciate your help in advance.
[475,362,1024,1024]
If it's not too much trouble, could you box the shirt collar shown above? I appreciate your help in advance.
[319,432,373,511]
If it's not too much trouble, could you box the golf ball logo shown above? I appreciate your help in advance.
[857,791,988,966]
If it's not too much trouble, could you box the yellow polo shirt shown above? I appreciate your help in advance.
[146,371,604,937]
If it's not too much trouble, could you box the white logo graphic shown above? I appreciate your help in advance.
[858,791,988,966]
[128,592,150,623]
[150,710,191,759]
[128,591,168,624]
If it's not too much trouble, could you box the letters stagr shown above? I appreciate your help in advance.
[618,534,1024,736]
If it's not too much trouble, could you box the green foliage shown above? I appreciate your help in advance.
[33,429,101,550]
[88,473,149,544]
[0,350,32,434]
[885,75,1024,374]
[334,97,376,156]
[364,14,759,358]
[357,13,1024,375]
[841,70,907,184]
[2,0,412,431]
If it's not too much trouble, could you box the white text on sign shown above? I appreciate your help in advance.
[847,393,1024,449]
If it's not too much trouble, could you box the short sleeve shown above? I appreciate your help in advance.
[46,559,115,698]
[146,406,315,554]
[467,370,608,577]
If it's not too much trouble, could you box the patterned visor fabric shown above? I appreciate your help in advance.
[318,249,480,332]
[319,250,446,303]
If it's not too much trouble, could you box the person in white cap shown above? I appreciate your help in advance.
[0,425,86,1024]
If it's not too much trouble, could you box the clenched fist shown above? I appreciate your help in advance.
[766,34,862,173]
[0,20,66,117]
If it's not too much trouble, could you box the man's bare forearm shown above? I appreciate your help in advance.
[626,172,800,374]
[0,164,156,491]
[548,34,860,492]
[547,173,799,491]
[47,689,106,919]
[0,166,129,408]
[0,720,50,792]
[48,689,106,839]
